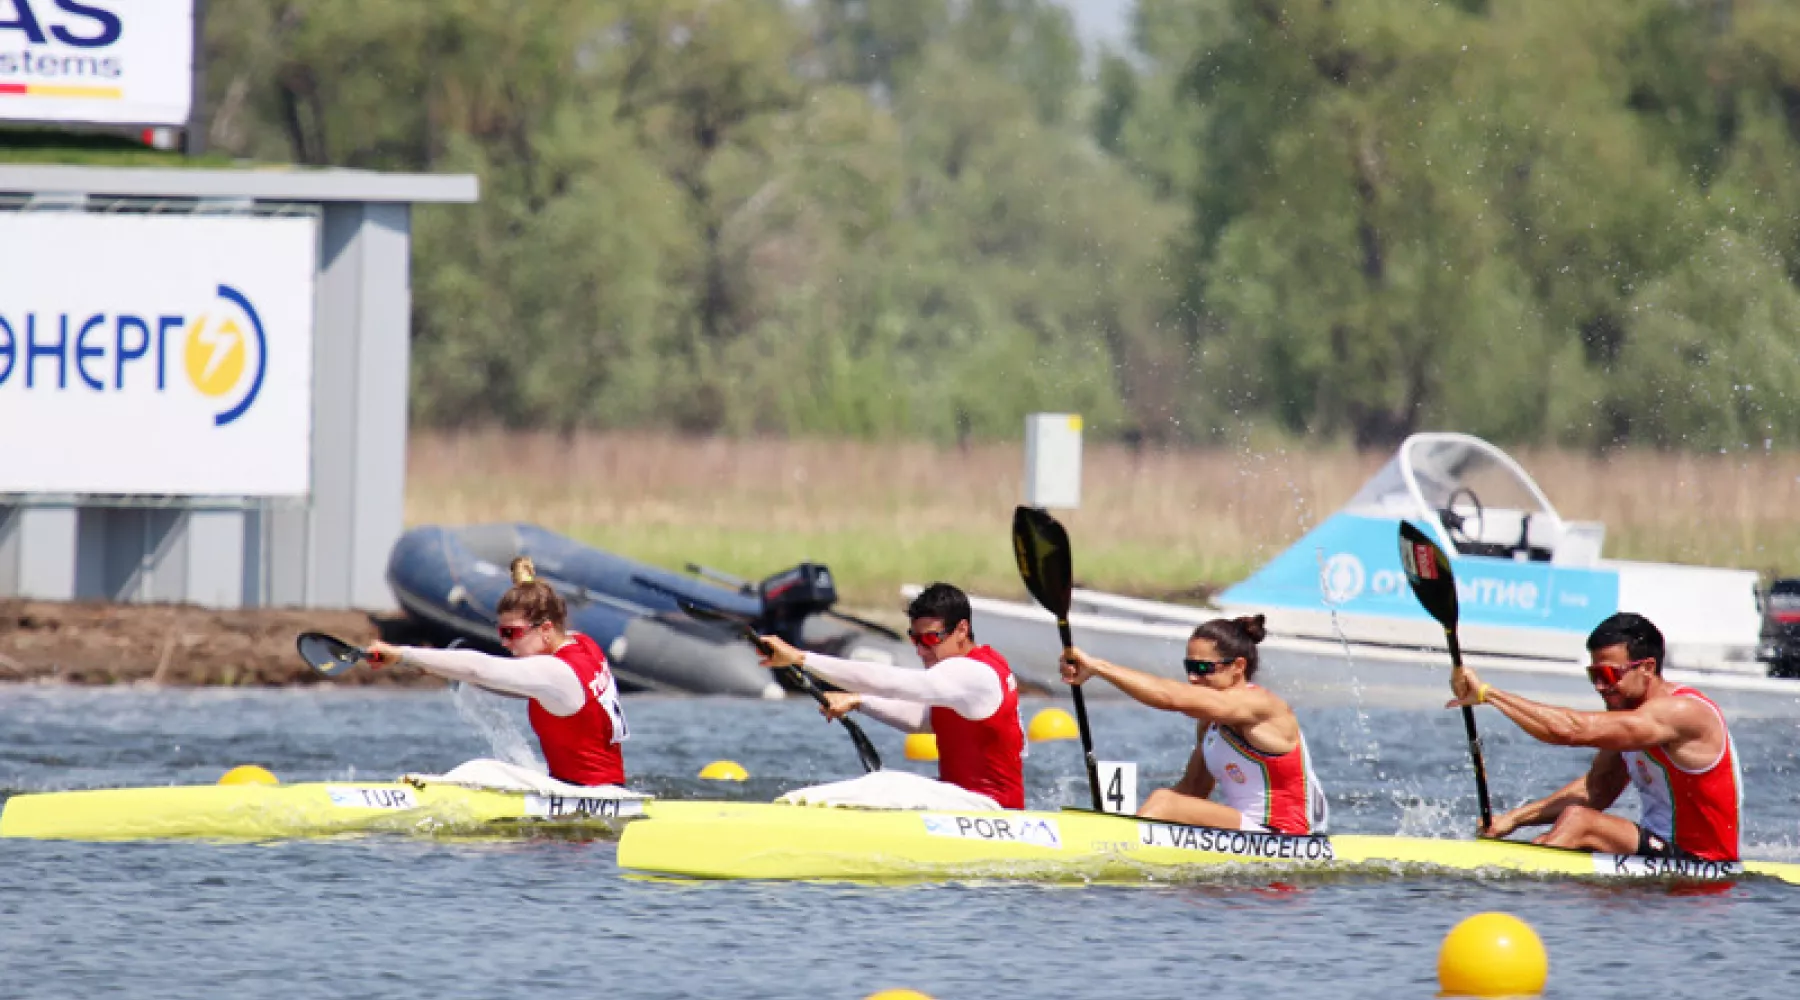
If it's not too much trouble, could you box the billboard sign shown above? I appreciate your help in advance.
[0,212,315,496]
[0,0,194,126]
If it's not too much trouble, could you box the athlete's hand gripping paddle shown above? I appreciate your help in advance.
[1012,505,1103,812]
[677,600,882,774]
[1397,521,1495,830]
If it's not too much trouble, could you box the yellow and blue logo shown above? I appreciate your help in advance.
[179,285,268,426]
[0,283,269,426]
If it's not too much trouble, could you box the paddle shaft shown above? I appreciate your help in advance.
[675,599,881,773]
[1055,618,1104,812]
[783,663,884,774]
[1443,628,1494,829]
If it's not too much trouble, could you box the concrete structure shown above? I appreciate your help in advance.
[0,164,478,610]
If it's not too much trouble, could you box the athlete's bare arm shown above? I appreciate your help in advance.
[1485,751,1628,839]
[1170,741,1215,800]
[1061,649,1278,731]
[1482,688,1712,755]
[1449,664,1718,757]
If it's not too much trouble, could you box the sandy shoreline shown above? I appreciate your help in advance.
[0,600,447,687]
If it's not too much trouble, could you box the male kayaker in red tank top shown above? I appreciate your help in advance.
[367,556,629,787]
[757,582,1026,809]
[1448,612,1741,861]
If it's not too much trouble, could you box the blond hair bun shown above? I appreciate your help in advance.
[509,556,537,587]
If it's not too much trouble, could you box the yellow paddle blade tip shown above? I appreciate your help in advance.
[218,764,280,786]
[698,760,749,781]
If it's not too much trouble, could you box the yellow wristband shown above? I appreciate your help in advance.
[1477,684,1492,705]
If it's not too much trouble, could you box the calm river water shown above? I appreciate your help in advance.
[3,682,1799,999]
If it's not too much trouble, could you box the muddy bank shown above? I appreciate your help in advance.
[0,600,446,687]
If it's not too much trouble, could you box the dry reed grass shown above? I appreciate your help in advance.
[405,431,1800,609]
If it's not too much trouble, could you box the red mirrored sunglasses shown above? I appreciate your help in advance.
[498,621,546,642]
[907,628,951,648]
[1586,657,1653,687]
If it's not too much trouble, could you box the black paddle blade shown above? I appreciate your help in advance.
[1398,521,1459,631]
[295,632,364,678]
[1012,506,1073,620]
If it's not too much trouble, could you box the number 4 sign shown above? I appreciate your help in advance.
[1097,761,1137,815]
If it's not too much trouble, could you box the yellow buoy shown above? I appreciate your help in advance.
[218,764,279,786]
[904,733,939,761]
[864,991,934,1000]
[1028,707,1079,742]
[698,760,749,781]
[1438,912,1548,997]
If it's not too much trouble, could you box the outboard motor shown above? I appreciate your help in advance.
[1759,578,1800,679]
[758,562,839,646]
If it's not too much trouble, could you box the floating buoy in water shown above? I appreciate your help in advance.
[218,764,279,786]
[698,760,749,781]
[864,991,934,1000]
[1028,707,1079,742]
[1438,912,1548,997]
[904,733,939,761]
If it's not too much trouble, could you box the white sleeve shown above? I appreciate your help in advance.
[855,694,930,733]
[399,647,587,717]
[800,653,1003,721]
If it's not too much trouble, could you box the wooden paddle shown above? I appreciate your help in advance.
[677,599,883,774]
[1397,520,1495,830]
[1012,505,1103,812]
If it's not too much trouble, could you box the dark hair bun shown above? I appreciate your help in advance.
[1234,614,1267,644]
[509,556,537,587]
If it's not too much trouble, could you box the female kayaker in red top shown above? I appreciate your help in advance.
[1061,615,1328,835]
[757,582,1027,809]
[365,556,629,787]
[1449,612,1741,861]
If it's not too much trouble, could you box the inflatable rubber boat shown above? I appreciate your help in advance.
[387,523,916,697]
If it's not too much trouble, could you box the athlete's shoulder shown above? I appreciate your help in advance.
[1658,687,1725,735]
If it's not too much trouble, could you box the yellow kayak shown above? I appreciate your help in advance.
[617,801,1800,885]
[0,779,645,842]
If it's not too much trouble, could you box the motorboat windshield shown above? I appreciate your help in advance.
[1344,433,1563,559]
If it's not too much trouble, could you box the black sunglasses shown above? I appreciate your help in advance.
[1184,657,1232,678]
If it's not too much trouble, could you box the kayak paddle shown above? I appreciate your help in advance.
[1397,520,1495,830]
[295,631,366,678]
[677,599,883,774]
[1011,505,1103,812]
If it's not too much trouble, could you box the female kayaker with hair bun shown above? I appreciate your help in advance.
[1061,614,1327,834]
[365,556,629,787]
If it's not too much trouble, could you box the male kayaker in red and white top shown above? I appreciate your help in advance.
[757,582,1027,809]
[1450,612,1741,861]
[1061,615,1328,835]
[365,556,629,788]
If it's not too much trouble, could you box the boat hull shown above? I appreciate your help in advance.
[617,801,1800,885]
[0,781,644,842]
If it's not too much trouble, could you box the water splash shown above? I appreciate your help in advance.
[1316,544,1379,767]
[449,684,539,768]
[1392,793,1463,839]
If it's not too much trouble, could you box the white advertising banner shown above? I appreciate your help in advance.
[0,0,194,126]
[0,213,315,496]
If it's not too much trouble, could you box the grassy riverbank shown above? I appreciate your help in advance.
[405,432,1800,611]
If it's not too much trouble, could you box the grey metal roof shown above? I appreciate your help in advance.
[0,163,478,204]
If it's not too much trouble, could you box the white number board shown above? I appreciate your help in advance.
[1098,761,1138,815]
